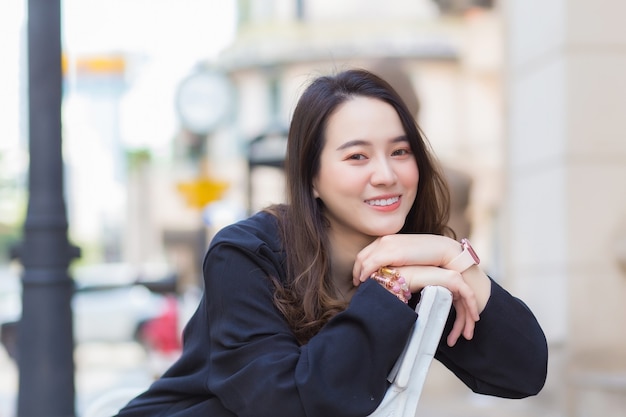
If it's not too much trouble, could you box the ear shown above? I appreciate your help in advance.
[312,178,320,198]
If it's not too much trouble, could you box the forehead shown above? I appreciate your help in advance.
[324,96,405,146]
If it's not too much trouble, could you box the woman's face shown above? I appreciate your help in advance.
[313,96,419,246]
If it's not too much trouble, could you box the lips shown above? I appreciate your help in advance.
[365,196,400,207]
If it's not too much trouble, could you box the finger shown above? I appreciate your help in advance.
[449,283,478,344]
[456,286,478,341]
[456,278,480,322]
[462,306,475,340]
[352,239,381,284]
[353,262,371,286]
[456,288,478,340]
[352,261,364,286]
[468,294,480,322]
[447,301,466,347]
[355,256,387,284]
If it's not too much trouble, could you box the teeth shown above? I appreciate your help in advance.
[367,197,399,206]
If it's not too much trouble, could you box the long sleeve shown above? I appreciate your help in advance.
[116,213,548,417]
[434,278,548,398]
[203,240,417,417]
[116,212,418,417]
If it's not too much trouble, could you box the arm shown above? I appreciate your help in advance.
[435,278,548,398]
[205,242,417,417]
[352,234,547,397]
[354,235,491,309]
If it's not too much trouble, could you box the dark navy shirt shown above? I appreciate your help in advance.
[116,211,547,417]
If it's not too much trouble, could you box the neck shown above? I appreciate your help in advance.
[327,229,375,300]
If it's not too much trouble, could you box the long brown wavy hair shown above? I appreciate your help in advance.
[265,69,451,345]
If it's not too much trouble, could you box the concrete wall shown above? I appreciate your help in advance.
[504,0,626,414]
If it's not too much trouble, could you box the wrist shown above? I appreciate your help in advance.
[370,267,411,303]
[462,266,492,313]
[442,237,464,266]
[443,238,480,273]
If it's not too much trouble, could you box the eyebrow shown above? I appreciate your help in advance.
[335,135,408,151]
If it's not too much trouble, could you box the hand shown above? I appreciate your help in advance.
[377,265,480,347]
[353,234,460,285]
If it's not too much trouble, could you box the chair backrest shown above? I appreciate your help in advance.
[368,285,452,417]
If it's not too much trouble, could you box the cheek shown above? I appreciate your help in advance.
[316,162,347,193]
[401,164,420,189]
[330,169,366,194]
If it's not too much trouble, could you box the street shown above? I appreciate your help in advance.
[0,341,160,417]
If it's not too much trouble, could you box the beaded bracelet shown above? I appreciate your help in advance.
[370,266,412,304]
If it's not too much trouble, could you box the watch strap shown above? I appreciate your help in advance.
[443,238,480,273]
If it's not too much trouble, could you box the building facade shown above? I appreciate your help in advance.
[188,0,626,415]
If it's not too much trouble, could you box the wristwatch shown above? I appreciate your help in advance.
[443,238,480,273]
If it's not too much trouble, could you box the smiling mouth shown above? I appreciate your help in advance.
[365,196,400,207]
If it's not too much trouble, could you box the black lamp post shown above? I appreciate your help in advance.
[12,0,80,415]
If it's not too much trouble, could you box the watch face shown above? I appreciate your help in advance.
[461,238,480,264]
[176,71,233,135]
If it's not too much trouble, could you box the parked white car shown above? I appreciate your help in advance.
[0,263,178,359]
[72,263,174,344]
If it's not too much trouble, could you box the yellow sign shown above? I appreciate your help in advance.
[176,177,229,209]
[62,54,126,75]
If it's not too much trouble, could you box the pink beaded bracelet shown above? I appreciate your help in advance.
[370,266,412,303]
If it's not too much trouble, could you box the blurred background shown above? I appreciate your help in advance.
[1,0,625,416]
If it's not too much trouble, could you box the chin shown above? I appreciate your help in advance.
[367,223,404,237]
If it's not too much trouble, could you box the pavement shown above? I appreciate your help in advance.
[0,342,157,417]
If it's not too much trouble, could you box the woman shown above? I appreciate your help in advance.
[116,69,547,416]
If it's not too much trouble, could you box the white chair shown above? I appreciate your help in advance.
[368,286,452,417]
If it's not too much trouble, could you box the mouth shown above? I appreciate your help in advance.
[365,196,400,207]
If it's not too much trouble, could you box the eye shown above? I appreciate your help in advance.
[346,153,367,161]
[391,148,412,157]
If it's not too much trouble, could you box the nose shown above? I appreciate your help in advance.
[370,157,397,186]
